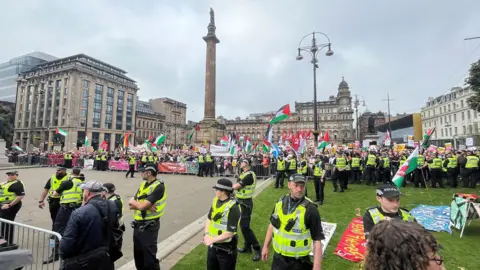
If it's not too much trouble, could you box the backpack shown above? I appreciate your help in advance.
[91,201,124,262]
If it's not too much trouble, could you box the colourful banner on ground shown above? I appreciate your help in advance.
[158,162,187,173]
[334,217,367,263]
[410,205,452,234]
[109,160,137,171]
[456,193,479,201]
[310,222,336,256]
[186,161,199,174]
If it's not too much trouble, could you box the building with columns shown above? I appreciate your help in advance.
[13,54,138,151]
[149,97,188,145]
[135,99,166,144]
[223,77,355,143]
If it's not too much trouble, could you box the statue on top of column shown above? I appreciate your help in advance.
[210,8,215,25]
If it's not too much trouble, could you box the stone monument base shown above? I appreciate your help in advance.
[194,119,226,145]
[364,134,380,145]
[0,139,14,167]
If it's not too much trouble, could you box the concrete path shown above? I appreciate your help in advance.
[9,167,256,268]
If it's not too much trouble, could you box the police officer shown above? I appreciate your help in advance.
[39,167,70,228]
[197,153,205,177]
[414,151,427,188]
[362,184,415,239]
[64,152,73,168]
[332,152,347,192]
[0,170,25,245]
[101,151,108,171]
[261,174,325,269]
[203,179,241,270]
[141,153,148,168]
[103,183,126,253]
[95,151,102,170]
[129,165,166,270]
[286,155,297,180]
[428,153,444,188]
[443,152,458,187]
[205,152,214,177]
[274,155,286,188]
[365,151,378,185]
[350,153,362,184]
[44,167,84,264]
[126,154,136,178]
[462,150,479,188]
[233,159,261,261]
[312,156,326,204]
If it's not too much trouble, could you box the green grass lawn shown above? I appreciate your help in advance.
[173,181,480,270]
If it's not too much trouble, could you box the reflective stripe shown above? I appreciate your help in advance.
[272,240,312,254]
[49,174,70,198]
[336,158,346,168]
[60,178,83,204]
[273,227,311,241]
[208,198,238,243]
[236,171,256,199]
[369,208,414,224]
[133,180,167,221]
[0,180,23,203]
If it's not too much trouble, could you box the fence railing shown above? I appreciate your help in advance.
[0,218,62,270]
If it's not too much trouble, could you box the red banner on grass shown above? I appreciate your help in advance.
[334,217,367,263]
[158,162,187,173]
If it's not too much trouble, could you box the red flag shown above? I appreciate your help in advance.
[123,133,130,147]
[307,130,313,139]
[195,125,201,131]
[282,130,287,139]
[148,135,153,142]
[101,141,108,150]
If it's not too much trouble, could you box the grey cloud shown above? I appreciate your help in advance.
[1,0,479,122]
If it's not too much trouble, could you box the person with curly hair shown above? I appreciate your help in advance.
[364,219,445,270]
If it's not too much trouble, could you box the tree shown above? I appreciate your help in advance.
[0,103,15,148]
[466,59,480,112]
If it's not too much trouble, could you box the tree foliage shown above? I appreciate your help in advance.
[466,59,480,112]
[0,104,15,148]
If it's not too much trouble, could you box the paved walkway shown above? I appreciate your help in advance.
[10,167,247,268]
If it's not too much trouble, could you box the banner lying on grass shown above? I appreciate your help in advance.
[309,222,337,256]
[334,217,367,263]
[410,205,452,234]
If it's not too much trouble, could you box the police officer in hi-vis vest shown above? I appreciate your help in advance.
[332,152,347,192]
[197,153,205,177]
[39,167,70,228]
[312,156,326,205]
[261,174,325,269]
[44,167,84,264]
[63,152,73,168]
[274,155,286,188]
[126,154,136,178]
[233,159,261,261]
[362,184,415,239]
[203,179,241,270]
[103,183,126,249]
[129,165,166,270]
[0,170,25,246]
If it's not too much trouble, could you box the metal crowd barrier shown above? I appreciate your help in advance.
[0,218,62,270]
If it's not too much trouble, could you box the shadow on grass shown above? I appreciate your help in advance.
[172,182,480,270]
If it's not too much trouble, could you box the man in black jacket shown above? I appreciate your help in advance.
[59,180,120,270]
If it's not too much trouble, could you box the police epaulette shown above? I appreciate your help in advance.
[301,197,315,208]
[400,207,410,212]
[366,206,378,210]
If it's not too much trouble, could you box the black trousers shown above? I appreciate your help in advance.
[207,243,237,270]
[53,205,78,236]
[238,200,260,250]
[447,168,458,187]
[275,171,286,188]
[271,252,312,270]
[430,169,444,188]
[0,204,21,245]
[365,167,376,185]
[382,168,391,184]
[198,163,204,176]
[48,199,61,230]
[133,220,161,270]
[126,165,135,177]
[313,176,324,202]
[333,170,346,190]
[350,169,361,183]
[205,162,213,177]
[414,168,426,188]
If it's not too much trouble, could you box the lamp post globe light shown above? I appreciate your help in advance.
[296,31,334,146]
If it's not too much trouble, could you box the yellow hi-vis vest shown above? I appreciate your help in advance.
[141,156,147,163]
[351,158,360,168]
[60,178,83,204]
[129,157,136,165]
[0,180,24,203]
[336,157,346,169]
[272,196,313,258]
[64,154,72,160]
[96,155,101,161]
[148,156,154,162]
[431,158,442,169]
[109,194,125,226]
[288,159,297,171]
[367,155,376,166]
[198,155,204,163]
[49,173,70,198]
[134,179,167,221]
[236,171,256,199]
[313,164,323,177]
[277,159,285,171]
[208,197,240,243]
[383,158,390,168]
[465,156,479,169]
[417,156,425,168]
[447,157,457,168]
[206,155,213,162]
[368,208,415,224]
[296,160,307,175]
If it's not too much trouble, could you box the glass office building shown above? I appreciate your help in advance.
[0,52,57,102]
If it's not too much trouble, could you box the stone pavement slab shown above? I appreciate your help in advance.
[9,167,246,268]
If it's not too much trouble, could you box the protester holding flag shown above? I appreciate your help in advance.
[362,184,415,240]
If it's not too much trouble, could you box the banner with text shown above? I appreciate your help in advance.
[158,162,187,173]
[334,217,367,263]
[109,160,137,171]
[209,145,232,156]
[310,222,337,256]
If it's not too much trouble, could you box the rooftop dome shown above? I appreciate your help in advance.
[338,76,349,89]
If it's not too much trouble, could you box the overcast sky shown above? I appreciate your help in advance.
[1,0,479,122]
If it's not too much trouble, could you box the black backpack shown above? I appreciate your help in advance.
[91,201,124,262]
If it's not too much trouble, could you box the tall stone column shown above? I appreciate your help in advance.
[202,8,220,121]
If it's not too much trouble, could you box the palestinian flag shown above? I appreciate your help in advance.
[262,140,271,153]
[393,146,419,187]
[56,128,68,136]
[123,133,131,147]
[85,136,89,147]
[187,125,200,140]
[245,139,252,153]
[317,131,330,150]
[264,124,273,142]
[220,136,229,146]
[155,134,166,145]
[270,104,291,124]
[421,128,435,148]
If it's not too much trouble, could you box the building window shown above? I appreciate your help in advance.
[454,114,457,121]
[107,87,114,96]
[461,100,464,108]
[440,117,443,124]
[463,126,466,134]
[462,112,465,120]
[83,80,89,89]
[467,110,471,120]
[93,112,101,128]
[455,127,457,135]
